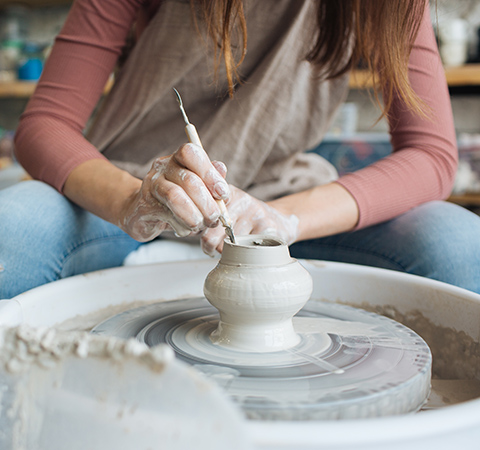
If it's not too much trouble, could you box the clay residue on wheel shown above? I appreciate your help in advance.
[55,299,171,332]
[341,301,480,407]
[0,325,172,375]
[352,302,480,380]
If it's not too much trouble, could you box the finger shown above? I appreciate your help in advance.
[173,144,230,201]
[226,195,257,236]
[150,175,206,232]
[231,217,255,236]
[133,212,191,241]
[168,213,197,238]
[211,160,227,179]
[125,202,175,242]
[201,226,226,257]
[215,238,225,254]
[161,164,220,227]
[128,215,168,242]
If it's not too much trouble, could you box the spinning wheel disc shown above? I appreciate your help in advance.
[92,298,431,420]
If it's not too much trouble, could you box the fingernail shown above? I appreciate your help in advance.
[214,182,230,200]
[213,160,227,176]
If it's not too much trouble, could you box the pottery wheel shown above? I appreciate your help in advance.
[91,298,431,420]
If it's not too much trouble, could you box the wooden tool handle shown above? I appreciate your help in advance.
[184,124,232,226]
[185,124,203,148]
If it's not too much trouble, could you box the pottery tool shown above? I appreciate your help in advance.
[173,88,235,244]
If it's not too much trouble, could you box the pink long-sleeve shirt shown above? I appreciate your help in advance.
[14,0,457,230]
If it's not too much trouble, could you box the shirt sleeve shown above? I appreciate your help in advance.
[336,4,457,229]
[14,0,147,192]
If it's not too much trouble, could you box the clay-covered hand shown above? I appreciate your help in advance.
[119,143,230,242]
[201,185,300,256]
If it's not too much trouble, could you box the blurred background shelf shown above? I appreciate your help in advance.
[0,77,113,97]
[448,193,480,206]
[444,64,480,86]
[2,65,480,98]
[350,64,480,89]
[0,80,36,97]
[0,0,70,6]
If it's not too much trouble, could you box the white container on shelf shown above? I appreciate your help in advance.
[438,18,469,67]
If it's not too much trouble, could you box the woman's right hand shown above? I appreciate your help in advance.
[119,143,230,242]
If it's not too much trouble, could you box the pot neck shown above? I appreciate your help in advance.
[220,235,291,266]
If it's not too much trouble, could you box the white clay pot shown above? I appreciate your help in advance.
[203,235,313,352]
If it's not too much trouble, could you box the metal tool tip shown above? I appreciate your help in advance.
[173,87,182,106]
[173,87,190,124]
[226,227,236,244]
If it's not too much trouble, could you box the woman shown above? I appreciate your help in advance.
[1,0,479,298]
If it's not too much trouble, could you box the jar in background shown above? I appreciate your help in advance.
[0,5,28,81]
[18,42,43,80]
[438,18,469,67]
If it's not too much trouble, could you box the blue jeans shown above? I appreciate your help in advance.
[2,180,480,298]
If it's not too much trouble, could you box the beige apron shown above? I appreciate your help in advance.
[87,0,349,201]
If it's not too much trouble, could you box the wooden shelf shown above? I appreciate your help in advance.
[349,70,375,89]
[0,80,37,98]
[0,0,71,7]
[350,64,480,89]
[443,64,480,86]
[0,77,113,98]
[2,65,480,98]
[448,193,480,207]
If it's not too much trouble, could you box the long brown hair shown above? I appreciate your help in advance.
[192,0,247,94]
[193,0,429,117]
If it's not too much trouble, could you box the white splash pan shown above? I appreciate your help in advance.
[2,259,480,450]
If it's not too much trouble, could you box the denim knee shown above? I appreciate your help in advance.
[394,201,480,293]
[291,201,480,295]
[1,180,72,235]
[0,181,71,297]
[0,181,139,299]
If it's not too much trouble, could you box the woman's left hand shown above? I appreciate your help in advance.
[201,185,300,256]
